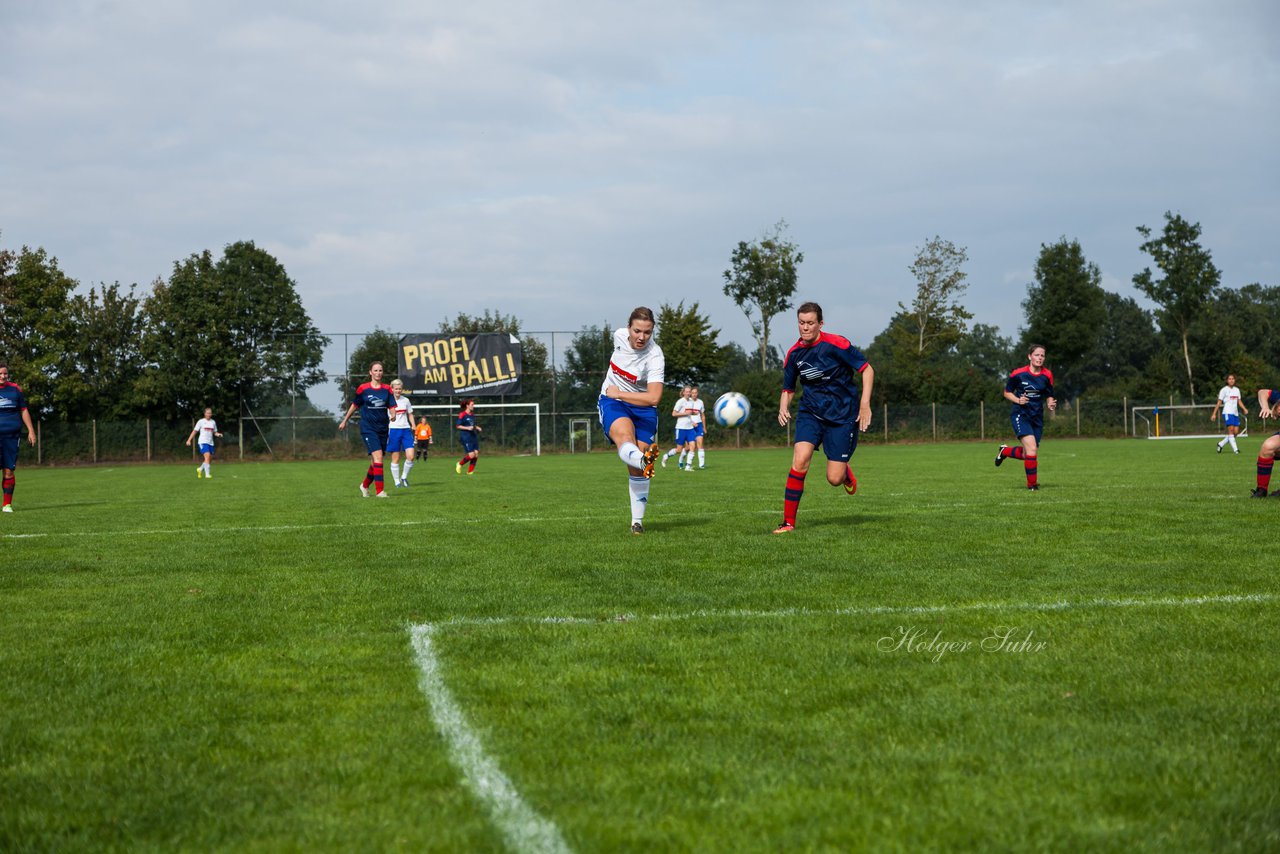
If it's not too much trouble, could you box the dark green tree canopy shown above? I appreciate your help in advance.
[1133,212,1221,399]
[722,220,803,370]
[1021,238,1106,398]
[657,301,730,388]
[140,241,328,420]
[0,244,78,416]
[57,282,146,420]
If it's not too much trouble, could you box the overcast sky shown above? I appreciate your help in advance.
[3,0,1277,386]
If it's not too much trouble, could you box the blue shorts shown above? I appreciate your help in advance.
[1012,412,1043,445]
[694,422,705,438]
[1224,413,1240,428]
[0,433,20,470]
[794,410,859,463]
[459,432,479,454]
[387,428,415,453]
[360,429,388,455]
[198,443,215,457]
[676,427,698,445]
[598,396,658,446]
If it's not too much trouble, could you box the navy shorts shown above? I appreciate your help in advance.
[794,410,859,463]
[598,396,658,446]
[1011,412,1043,445]
[360,429,389,455]
[0,433,20,470]
[459,432,479,454]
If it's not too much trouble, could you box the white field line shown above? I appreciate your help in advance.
[409,624,572,854]
[409,591,1274,852]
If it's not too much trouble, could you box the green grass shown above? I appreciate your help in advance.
[1,439,1276,852]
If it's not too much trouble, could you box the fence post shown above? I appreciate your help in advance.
[1123,396,1128,436]
[239,419,244,460]
[92,419,97,464]
[1076,398,1081,436]
[883,403,888,443]
[980,399,985,440]
[36,421,41,465]
[146,419,152,461]
[932,402,937,442]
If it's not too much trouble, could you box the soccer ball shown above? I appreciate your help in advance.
[714,392,750,428]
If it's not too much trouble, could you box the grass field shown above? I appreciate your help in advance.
[1,438,1277,852]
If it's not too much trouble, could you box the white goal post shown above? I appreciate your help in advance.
[408,402,542,455]
[1130,404,1248,440]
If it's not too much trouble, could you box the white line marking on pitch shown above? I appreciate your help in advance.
[409,625,572,854]
[409,591,1273,852]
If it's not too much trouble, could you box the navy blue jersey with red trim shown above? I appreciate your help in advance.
[0,382,29,433]
[457,412,475,433]
[1267,389,1280,407]
[1006,366,1055,419]
[351,383,395,432]
[782,332,870,424]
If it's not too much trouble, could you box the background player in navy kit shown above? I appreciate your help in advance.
[1251,388,1280,498]
[455,399,482,475]
[994,344,1057,491]
[338,361,395,497]
[774,302,875,534]
[0,363,37,513]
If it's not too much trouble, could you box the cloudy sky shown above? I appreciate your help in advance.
[3,0,1277,388]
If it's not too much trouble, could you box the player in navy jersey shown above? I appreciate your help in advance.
[773,302,875,534]
[994,345,1057,491]
[1251,389,1280,498]
[338,361,395,497]
[0,364,37,513]
[455,399,482,475]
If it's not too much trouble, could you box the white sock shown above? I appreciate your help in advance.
[628,475,649,523]
[1218,438,1227,448]
[404,459,415,478]
[679,451,687,466]
[664,448,677,460]
[698,449,705,465]
[618,442,644,468]
[390,461,401,484]
[203,462,211,476]
[1229,435,1238,452]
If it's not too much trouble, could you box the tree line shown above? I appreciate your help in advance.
[3,210,1275,435]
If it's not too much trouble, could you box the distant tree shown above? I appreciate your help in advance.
[340,328,401,408]
[1189,283,1280,392]
[656,301,730,387]
[722,220,803,370]
[139,241,328,420]
[1133,212,1221,400]
[57,283,146,419]
[900,236,973,356]
[1074,293,1162,397]
[0,244,77,417]
[1021,238,1106,397]
[558,325,611,410]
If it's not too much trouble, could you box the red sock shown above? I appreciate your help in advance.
[2,475,13,507]
[783,468,807,525]
[459,455,469,467]
[372,463,385,494]
[1259,456,1274,491]
[1024,456,1038,488]
[1011,446,1026,460]
[468,459,477,473]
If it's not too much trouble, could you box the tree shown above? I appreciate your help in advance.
[722,220,803,370]
[900,236,973,355]
[559,325,611,410]
[57,283,146,419]
[1074,293,1162,397]
[1133,212,1221,400]
[0,244,78,417]
[139,241,329,420]
[656,301,730,387]
[1021,238,1106,397]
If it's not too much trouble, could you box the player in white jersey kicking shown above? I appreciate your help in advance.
[185,408,222,479]
[1210,373,1248,454]
[598,307,665,534]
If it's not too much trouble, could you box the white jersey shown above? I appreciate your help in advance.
[1217,385,1243,417]
[194,418,217,445]
[600,328,665,399]
[674,397,694,430]
[688,398,705,424]
[389,394,413,429]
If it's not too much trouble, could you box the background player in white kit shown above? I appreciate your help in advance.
[185,408,222,479]
[689,386,708,469]
[387,379,417,486]
[661,386,696,470]
[1210,374,1248,454]
[597,307,665,534]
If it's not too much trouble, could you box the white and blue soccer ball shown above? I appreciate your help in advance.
[714,392,751,428]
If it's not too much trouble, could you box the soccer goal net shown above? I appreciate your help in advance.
[1130,404,1248,440]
